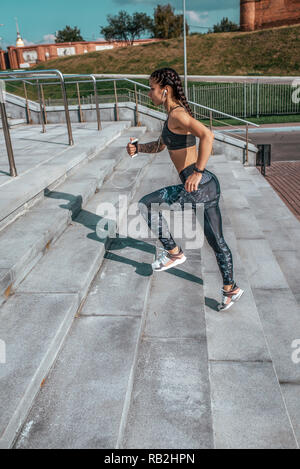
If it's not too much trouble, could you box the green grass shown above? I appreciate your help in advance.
[25,23,300,76]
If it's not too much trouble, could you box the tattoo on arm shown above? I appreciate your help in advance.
[138,136,165,154]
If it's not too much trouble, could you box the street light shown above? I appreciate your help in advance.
[183,0,188,99]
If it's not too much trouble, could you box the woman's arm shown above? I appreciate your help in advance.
[171,112,214,170]
[138,135,166,154]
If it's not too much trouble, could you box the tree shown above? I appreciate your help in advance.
[55,25,84,43]
[208,17,239,33]
[151,3,189,39]
[100,10,153,46]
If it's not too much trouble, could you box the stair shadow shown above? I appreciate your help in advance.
[205,296,219,312]
[17,137,68,146]
[0,170,10,176]
[44,189,206,285]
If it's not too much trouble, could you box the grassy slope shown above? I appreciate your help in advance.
[30,24,300,75]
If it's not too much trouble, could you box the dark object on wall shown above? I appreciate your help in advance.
[256,143,271,176]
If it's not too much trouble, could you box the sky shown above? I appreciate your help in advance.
[0,0,240,49]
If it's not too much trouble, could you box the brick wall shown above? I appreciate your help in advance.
[240,0,300,31]
[1,39,159,71]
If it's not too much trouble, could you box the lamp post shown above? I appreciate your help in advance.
[183,0,188,99]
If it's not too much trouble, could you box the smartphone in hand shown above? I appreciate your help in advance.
[130,138,139,158]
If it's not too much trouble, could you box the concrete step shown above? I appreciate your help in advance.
[223,159,300,446]
[208,156,300,304]
[0,126,148,305]
[0,122,132,229]
[0,118,27,129]
[11,151,180,449]
[13,158,215,449]
[12,149,299,449]
[197,157,298,448]
[3,142,299,448]
[241,165,300,305]
[0,127,158,449]
[206,154,300,446]
[118,161,213,449]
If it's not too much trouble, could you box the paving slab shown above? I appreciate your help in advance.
[0,122,131,223]
[209,361,297,449]
[281,384,300,447]
[80,237,156,317]
[237,238,290,290]
[144,257,205,340]
[121,338,214,449]
[251,288,300,383]
[203,271,270,362]
[0,130,147,299]
[14,316,141,449]
[0,292,79,449]
[16,223,107,294]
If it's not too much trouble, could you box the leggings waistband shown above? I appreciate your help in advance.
[179,163,213,184]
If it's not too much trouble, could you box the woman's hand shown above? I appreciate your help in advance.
[126,138,137,157]
[184,172,202,192]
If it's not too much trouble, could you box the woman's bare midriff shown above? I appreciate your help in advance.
[166,108,198,175]
[168,145,198,175]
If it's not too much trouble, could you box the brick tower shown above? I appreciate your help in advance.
[240,0,300,31]
[240,0,256,31]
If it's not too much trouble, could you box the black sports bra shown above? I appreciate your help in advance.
[161,106,196,151]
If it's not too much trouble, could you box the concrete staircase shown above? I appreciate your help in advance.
[0,124,300,448]
[0,111,26,129]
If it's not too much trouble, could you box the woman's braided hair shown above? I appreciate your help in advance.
[150,67,193,117]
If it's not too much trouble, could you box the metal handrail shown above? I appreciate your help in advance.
[1,71,260,177]
[1,75,260,127]
[0,69,75,176]
[22,76,260,159]
[0,69,74,144]
[2,72,103,131]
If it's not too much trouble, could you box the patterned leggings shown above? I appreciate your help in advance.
[138,163,234,285]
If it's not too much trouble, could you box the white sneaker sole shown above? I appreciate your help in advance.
[152,255,187,272]
[218,288,244,311]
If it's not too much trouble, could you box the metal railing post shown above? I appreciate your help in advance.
[56,70,74,145]
[37,79,46,133]
[91,75,101,130]
[23,81,32,124]
[114,80,119,121]
[246,123,249,164]
[244,82,247,118]
[0,84,17,177]
[134,83,141,126]
[257,81,260,118]
[76,82,84,122]
[209,110,214,156]
[40,84,48,124]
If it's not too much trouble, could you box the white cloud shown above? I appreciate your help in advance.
[42,34,56,43]
[187,10,209,25]
[22,38,36,46]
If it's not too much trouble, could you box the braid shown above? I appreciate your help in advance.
[150,67,193,117]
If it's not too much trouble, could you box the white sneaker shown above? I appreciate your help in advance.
[151,246,186,272]
[218,282,244,311]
